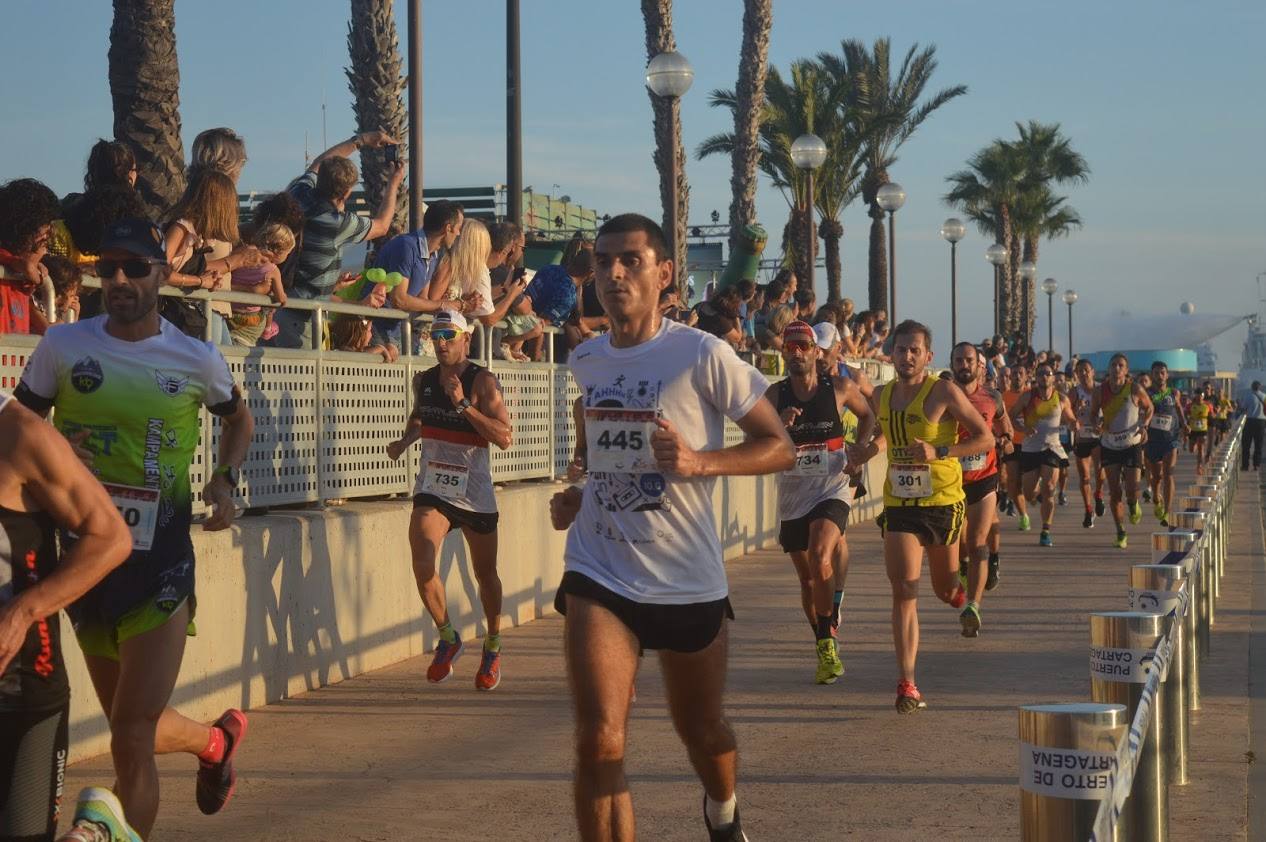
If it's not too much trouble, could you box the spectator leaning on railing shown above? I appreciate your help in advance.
[370,199,465,357]
[527,249,594,329]
[268,130,403,349]
[0,178,61,336]
[228,223,293,346]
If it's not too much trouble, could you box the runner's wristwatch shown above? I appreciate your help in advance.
[456,398,473,414]
[214,465,240,487]
[935,445,950,459]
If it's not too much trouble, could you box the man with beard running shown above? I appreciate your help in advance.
[1090,354,1154,549]
[386,309,513,690]
[1187,386,1212,474]
[1144,361,1188,526]
[14,219,256,838]
[949,343,1012,636]
[1071,359,1105,528]
[548,214,792,841]
[852,321,993,713]
[769,321,873,683]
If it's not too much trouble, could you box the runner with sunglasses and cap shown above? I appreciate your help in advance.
[13,218,256,839]
[386,310,513,690]
[769,321,874,684]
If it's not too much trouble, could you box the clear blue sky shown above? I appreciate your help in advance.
[5,0,1264,364]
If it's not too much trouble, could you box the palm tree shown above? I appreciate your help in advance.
[642,0,689,290]
[1011,186,1083,339]
[1009,121,1090,340]
[724,0,773,250]
[347,0,408,232]
[944,140,1026,336]
[109,0,185,214]
[825,38,966,312]
[698,61,830,287]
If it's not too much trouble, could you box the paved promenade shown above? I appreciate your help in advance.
[64,457,1261,840]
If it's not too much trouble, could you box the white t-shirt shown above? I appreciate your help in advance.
[566,319,769,604]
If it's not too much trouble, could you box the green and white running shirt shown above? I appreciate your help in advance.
[16,316,238,556]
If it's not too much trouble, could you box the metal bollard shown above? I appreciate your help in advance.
[1181,496,1219,603]
[1129,565,1189,786]
[1168,511,1212,650]
[1018,703,1128,841]
[1150,531,1201,712]
[1189,483,1225,581]
[1090,611,1170,842]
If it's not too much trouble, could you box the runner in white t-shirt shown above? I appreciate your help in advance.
[549,214,792,842]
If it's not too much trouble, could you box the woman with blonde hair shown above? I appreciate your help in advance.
[189,127,248,184]
[427,218,492,319]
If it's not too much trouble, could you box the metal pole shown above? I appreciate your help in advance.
[1129,564,1189,786]
[407,0,423,230]
[1089,611,1169,842]
[668,125,679,291]
[1170,510,1212,654]
[993,265,1000,336]
[1152,530,1201,712]
[888,210,897,325]
[1067,301,1074,359]
[1183,495,1219,604]
[805,169,815,293]
[1018,703,1127,841]
[950,241,958,346]
[1047,291,1054,355]
[506,0,522,229]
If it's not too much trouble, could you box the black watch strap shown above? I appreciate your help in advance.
[215,464,240,487]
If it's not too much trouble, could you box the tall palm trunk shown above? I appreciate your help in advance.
[995,203,1014,339]
[347,0,408,233]
[819,217,843,303]
[1023,236,1040,348]
[642,0,689,291]
[781,205,813,285]
[109,0,184,215]
[863,168,889,313]
[1007,218,1023,340]
[727,0,771,250]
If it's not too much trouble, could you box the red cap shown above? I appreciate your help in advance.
[782,320,816,345]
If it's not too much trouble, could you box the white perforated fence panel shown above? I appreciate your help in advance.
[318,359,414,499]
[215,350,320,507]
[489,363,554,482]
[0,337,37,392]
[554,368,582,477]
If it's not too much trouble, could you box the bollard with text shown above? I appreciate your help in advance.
[1149,531,1201,711]
[1128,564,1189,786]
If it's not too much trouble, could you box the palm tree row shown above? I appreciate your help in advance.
[700,38,965,307]
[944,121,1089,342]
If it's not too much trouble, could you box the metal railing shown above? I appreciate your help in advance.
[1017,417,1243,842]
[0,279,894,513]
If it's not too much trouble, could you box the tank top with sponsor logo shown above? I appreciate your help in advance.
[411,363,496,514]
[774,376,849,520]
[879,376,964,508]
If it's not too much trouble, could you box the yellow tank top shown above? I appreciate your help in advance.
[1189,401,1210,431]
[1024,391,1062,427]
[1216,399,1232,420]
[880,376,964,507]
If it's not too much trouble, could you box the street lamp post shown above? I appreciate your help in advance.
[646,51,694,289]
[877,183,906,324]
[1041,277,1059,355]
[1063,289,1078,360]
[985,243,1009,337]
[940,218,966,345]
[791,133,828,292]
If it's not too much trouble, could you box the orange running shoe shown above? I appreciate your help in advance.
[949,586,966,609]
[427,637,464,683]
[475,647,502,691]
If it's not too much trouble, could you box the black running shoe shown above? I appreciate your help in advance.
[1142,488,1152,503]
[703,796,749,842]
[985,558,1000,591]
[1094,497,1105,517]
[1083,511,1094,529]
[196,709,247,815]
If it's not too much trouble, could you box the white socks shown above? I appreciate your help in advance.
[705,793,737,828]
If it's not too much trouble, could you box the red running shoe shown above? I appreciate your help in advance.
[475,647,502,691]
[426,636,464,683]
[895,680,927,714]
[949,586,967,609]
[196,709,247,815]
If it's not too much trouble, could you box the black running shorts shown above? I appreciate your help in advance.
[964,474,999,506]
[877,501,967,547]
[0,704,69,841]
[1073,439,1099,460]
[413,493,499,535]
[1100,445,1143,469]
[554,571,733,654]
[1020,449,1065,474]
[1002,448,1021,464]
[778,499,851,553]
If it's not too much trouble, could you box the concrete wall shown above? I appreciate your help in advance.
[64,457,887,761]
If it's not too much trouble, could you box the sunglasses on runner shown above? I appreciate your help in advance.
[96,257,164,279]
[431,328,464,342]
[784,340,814,352]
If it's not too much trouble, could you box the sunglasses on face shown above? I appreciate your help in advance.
[431,328,464,342]
[97,258,163,279]
[784,340,814,352]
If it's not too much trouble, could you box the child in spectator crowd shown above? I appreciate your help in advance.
[229,223,294,346]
